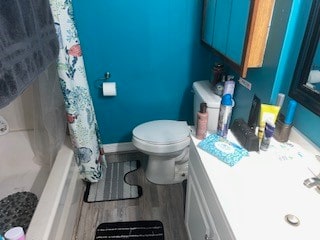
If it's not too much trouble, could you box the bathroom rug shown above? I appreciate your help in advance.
[95,220,164,240]
[84,160,142,202]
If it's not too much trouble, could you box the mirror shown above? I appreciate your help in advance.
[289,0,320,116]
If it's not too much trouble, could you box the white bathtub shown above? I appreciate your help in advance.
[0,130,83,240]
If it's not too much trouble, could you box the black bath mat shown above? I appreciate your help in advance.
[84,160,142,202]
[95,220,165,240]
[0,192,38,235]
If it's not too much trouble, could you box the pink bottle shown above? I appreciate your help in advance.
[196,102,208,140]
[4,227,25,240]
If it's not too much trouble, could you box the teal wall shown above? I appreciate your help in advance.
[274,0,320,147]
[73,0,320,147]
[231,0,293,124]
[73,0,214,144]
[232,0,320,147]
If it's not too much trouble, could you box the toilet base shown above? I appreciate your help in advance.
[145,150,189,185]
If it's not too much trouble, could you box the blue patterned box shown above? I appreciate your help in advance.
[198,134,248,166]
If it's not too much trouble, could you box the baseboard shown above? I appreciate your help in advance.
[103,142,137,153]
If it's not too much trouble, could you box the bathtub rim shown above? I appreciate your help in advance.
[26,137,80,240]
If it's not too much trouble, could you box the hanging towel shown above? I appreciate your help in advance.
[0,0,59,108]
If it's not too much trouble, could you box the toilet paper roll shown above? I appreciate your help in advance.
[102,82,117,96]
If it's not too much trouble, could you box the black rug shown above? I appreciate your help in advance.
[84,160,142,202]
[95,221,165,240]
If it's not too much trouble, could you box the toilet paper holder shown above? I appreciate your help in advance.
[95,72,111,88]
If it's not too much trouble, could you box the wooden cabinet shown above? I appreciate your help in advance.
[202,0,275,77]
[185,141,236,240]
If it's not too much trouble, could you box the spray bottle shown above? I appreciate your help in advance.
[217,94,233,138]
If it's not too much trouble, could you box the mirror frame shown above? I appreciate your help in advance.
[289,0,320,116]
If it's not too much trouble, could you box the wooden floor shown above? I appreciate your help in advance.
[73,152,189,240]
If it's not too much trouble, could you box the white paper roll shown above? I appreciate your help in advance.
[102,82,117,96]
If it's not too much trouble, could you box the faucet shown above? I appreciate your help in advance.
[303,177,320,188]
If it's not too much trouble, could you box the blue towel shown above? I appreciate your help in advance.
[0,0,59,108]
[198,134,248,166]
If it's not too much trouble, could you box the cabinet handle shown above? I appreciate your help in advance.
[204,233,214,240]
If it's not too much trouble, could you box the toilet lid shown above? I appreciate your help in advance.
[133,120,190,144]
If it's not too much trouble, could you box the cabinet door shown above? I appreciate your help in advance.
[211,0,232,55]
[185,167,219,240]
[225,0,251,64]
[202,0,216,45]
[202,0,275,77]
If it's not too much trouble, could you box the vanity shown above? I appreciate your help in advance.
[185,128,320,240]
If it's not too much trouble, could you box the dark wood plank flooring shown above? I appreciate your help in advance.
[73,151,189,240]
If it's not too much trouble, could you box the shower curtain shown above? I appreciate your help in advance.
[50,0,106,182]
[31,62,66,169]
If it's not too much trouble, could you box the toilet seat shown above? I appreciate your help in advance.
[132,120,190,144]
[132,120,190,154]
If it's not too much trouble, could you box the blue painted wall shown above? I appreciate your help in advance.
[231,0,320,147]
[73,0,214,144]
[231,0,293,123]
[274,0,320,147]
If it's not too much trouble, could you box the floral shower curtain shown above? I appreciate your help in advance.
[50,0,106,182]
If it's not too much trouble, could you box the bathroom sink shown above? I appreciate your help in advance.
[192,132,320,240]
[225,152,320,240]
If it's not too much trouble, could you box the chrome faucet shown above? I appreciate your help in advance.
[303,177,320,188]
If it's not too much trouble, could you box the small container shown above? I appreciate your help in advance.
[4,227,25,240]
[196,102,208,140]
[273,114,293,142]
[217,94,233,137]
[260,121,275,151]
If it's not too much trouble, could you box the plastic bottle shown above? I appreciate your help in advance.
[4,227,25,240]
[260,121,275,151]
[210,63,224,87]
[217,94,233,137]
[196,102,208,140]
[223,75,235,97]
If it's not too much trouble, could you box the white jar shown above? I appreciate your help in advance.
[4,227,25,240]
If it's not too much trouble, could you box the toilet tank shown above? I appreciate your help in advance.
[193,80,221,133]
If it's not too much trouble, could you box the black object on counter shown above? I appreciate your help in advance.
[231,118,259,152]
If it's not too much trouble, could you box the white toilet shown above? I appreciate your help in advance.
[132,120,190,184]
[132,80,220,184]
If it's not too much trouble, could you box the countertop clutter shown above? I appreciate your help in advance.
[187,127,320,240]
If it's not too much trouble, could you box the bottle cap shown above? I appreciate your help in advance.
[221,94,233,106]
[200,102,207,113]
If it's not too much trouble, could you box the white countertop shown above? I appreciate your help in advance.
[190,128,320,240]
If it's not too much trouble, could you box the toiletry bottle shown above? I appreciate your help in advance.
[223,75,235,96]
[210,63,224,87]
[260,121,275,151]
[4,227,26,240]
[217,94,233,137]
[196,102,208,140]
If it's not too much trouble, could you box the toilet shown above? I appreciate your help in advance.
[132,80,220,184]
[132,120,190,184]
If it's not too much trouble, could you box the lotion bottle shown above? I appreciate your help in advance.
[196,102,208,140]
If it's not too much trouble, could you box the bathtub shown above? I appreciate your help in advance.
[0,130,83,240]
